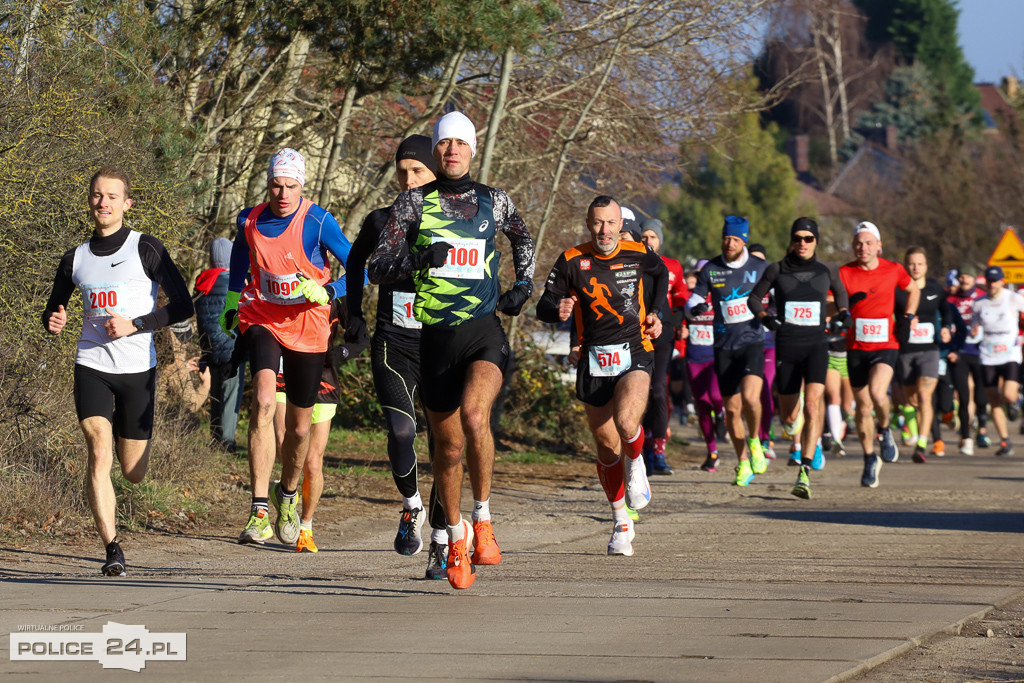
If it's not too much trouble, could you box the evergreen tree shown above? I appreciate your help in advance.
[660,110,802,264]
[853,0,980,124]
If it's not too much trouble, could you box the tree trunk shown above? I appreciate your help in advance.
[478,47,515,186]
[14,0,43,83]
[318,83,359,210]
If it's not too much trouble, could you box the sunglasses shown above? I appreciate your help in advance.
[791,235,816,244]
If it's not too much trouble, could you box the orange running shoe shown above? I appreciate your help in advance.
[295,528,318,553]
[471,520,503,565]
[446,521,476,589]
[932,440,946,457]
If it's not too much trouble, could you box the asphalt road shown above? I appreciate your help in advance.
[3,420,1023,681]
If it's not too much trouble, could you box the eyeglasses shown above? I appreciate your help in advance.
[791,235,816,244]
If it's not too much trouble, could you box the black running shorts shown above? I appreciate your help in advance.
[245,324,326,409]
[775,342,828,395]
[713,342,765,397]
[847,349,899,389]
[983,362,1020,387]
[74,364,156,440]
[420,314,509,413]
[576,342,654,407]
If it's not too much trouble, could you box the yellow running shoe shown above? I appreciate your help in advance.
[295,528,318,553]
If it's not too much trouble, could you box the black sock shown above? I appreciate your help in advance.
[801,457,813,469]
[252,497,269,514]
[280,486,296,499]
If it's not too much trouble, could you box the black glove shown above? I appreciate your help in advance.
[688,302,710,318]
[497,282,532,316]
[761,315,783,332]
[829,309,852,334]
[848,291,866,307]
[410,242,452,270]
[345,316,370,346]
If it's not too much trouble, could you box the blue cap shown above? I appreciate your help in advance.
[985,265,1004,282]
[722,215,749,243]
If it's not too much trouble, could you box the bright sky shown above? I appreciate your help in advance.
[958,0,1024,83]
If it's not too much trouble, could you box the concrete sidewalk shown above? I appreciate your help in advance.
[3,431,1023,681]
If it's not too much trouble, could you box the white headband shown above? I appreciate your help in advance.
[268,148,306,187]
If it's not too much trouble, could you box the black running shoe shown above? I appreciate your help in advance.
[424,540,448,580]
[996,442,1014,457]
[912,444,927,463]
[715,414,727,440]
[102,539,126,577]
[700,453,719,472]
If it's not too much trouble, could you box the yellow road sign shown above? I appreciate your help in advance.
[988,228,1024,283]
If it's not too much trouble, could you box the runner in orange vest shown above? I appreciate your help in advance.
[220,148,360,547]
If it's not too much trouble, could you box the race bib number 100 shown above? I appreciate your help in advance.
[588,343,631,377]
[429,237,485,280]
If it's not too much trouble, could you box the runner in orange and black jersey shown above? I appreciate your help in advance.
[542,241,665,358]
[537,195,667,558]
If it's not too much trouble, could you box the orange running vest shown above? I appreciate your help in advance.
[238,200,332,353]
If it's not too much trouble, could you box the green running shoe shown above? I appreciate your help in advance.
[269,481,300,545]
[791,467,811,499]
[748,437,767,474]
[237,508,273,544]
[733,459,754,487]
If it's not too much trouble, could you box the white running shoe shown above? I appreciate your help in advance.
[625,456,652,510]
[607,520,635,556]
[960,437,975,456]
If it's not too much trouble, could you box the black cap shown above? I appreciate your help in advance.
[791,217,819,240]
[395,135,437,174]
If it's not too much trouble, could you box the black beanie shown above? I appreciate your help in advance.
[791,217,819,240]
[395,135,437,174]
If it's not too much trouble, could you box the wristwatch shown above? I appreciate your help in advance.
[132,317,146,332]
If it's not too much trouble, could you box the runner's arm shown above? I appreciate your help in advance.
[748,262,779,317]
[827,260,849,311]
[315,211,365,299]
[494,189,536,285]
[345,210,385,321]
[41,249,76,332]
[138,235,195,329]
[644,249,669,318]
[902,279,921,318]
[367,190,421,285]
[536,254,571,324]
[227,219,250,294]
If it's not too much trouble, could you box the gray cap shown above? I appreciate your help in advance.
[640,219,663,243]
[210,237,232,269]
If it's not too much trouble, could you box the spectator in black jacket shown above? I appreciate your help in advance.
[195,237,244,451]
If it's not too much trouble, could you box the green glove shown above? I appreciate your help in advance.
[297,275,331,305]
[220,290,241,333]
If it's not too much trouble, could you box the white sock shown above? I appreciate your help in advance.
[300,519,312,531]
[827,404,844,442]
[447,516,465,542]
[472,498,490,522]
[403,493,423,511]
[431,528,448,545]
[611,500,629,525]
